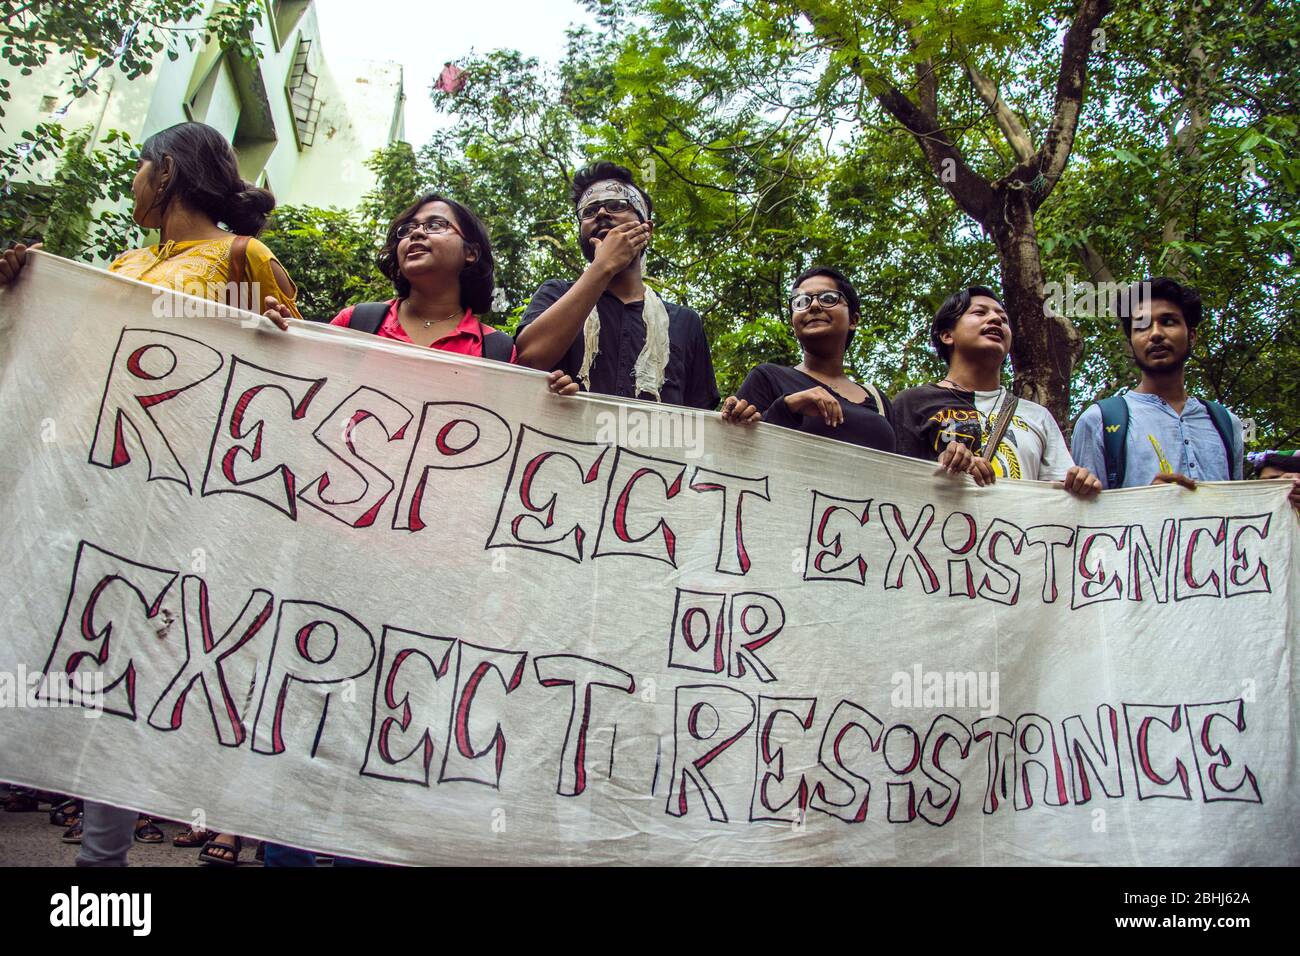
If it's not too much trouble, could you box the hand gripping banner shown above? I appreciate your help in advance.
[0,253,1296,865]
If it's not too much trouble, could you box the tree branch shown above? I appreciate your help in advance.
[1015,0,1112,210]
[798,4,996,222]
[966,63,1036,164]
[1076,239,1115,283]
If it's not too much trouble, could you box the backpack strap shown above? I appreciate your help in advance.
[861,381,885,417]
[347,301,391,335]
[1203,400,1237,478]
[477,321,515,363]
[980,391,1019,461]
[1097,395,1130,488]
[224,235,251,311]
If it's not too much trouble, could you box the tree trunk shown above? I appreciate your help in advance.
[988,187,1082,431]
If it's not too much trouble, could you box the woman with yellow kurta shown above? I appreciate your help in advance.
[2,120,301,868]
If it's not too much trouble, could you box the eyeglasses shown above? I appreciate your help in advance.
[791,290,847,312]
[396,216,464,240]
[578,198,637,221]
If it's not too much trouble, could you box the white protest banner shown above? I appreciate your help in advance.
[0,253,1296,865]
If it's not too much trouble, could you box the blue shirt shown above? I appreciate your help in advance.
[1072,391,1243,489]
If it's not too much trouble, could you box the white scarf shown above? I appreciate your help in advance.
[575,179,668,400]
[578,286,671,401]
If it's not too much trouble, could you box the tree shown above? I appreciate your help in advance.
[610,0,1113,427]
[259,205,388,320]
[1038,1,1300,446]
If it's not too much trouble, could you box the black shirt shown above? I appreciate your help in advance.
[736,363,896,452]
[519,279,721,410]
[891,383,984,461]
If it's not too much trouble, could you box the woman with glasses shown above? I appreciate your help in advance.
[728,267,895,451]
[305,193,515,358]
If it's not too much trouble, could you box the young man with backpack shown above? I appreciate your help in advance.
[1072,277,1242,490]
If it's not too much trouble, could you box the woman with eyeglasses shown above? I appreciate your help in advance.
[727,267,895,450]
[269,191,575,392]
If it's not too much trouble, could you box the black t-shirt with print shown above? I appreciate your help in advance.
[892,383,1075,481]
[891,384,984,461]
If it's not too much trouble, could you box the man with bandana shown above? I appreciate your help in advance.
[1072,277,1244,490]
[515,162,725,412]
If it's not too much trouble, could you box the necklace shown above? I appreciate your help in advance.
[420,309,462,329]
[400,301,463,330]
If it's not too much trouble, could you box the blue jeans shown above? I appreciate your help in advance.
[75,801,138,867]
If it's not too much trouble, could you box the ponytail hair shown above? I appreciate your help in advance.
[138,122,276,235]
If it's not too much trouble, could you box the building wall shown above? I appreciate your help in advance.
[0,0,404,240]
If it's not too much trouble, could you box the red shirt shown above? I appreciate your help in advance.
[331,299,516,362]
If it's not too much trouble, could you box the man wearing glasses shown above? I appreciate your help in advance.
[515,162,722,411]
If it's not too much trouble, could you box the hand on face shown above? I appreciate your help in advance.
[585,217,650,273]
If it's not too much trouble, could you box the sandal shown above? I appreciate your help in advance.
[134,816,164,844]
[3,788,40,813]
[198,834,242,867]
[61,817,83,844]
[49,799,81,827]
[172,826,213,848]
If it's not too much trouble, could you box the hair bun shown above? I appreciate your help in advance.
[224,183,276,235]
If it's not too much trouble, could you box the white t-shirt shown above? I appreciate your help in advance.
[972,389,1075,481]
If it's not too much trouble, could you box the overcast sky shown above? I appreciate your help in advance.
[315,0,597,147]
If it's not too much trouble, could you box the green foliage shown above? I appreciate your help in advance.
[259,204,388,320]
[1,1,262,259]
[1,123,143,261]
[4,1,1294,450]
[1038,0,1300,446]
[42,126,142,260]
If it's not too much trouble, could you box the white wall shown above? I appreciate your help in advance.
[0,0,405,249]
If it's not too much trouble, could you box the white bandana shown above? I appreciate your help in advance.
[577,179,649,222]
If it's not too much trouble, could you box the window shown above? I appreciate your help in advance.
[272,1,311,47]
[285,36,320,147]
